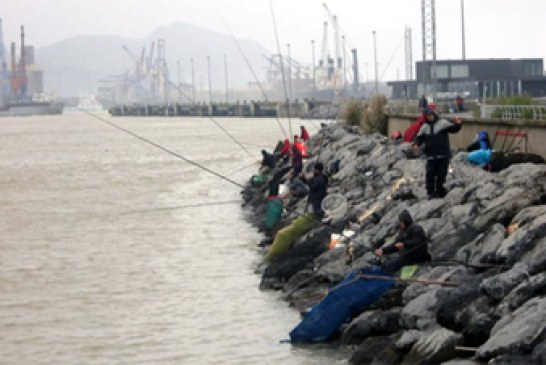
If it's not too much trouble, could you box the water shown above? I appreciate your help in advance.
[0,114,348,365]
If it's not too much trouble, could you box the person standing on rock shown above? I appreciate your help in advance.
[413,109,462,199]
[418,94,428,112]
[300,125,310,142]
[374,210,430,274]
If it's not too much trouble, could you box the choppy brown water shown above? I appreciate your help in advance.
[0,114,348,365]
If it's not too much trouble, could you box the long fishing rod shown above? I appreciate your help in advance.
[221,21,269,103]
[169,81,258,162]
[79,108,245,189]
[269,0,293,139]
[114,200,242,217]
[222,20,289,139]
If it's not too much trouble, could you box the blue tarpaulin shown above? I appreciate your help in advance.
[289,267,394,343]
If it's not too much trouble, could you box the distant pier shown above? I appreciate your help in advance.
[108,100,339,119]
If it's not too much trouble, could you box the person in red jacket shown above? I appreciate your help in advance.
[279,138,291,157]
[403,103,436,143]
[293,135,308,158]
[300,125,310,142]
[403,113,426,143]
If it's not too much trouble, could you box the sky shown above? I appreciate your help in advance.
[3,0,546,82]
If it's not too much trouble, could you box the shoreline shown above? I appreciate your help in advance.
[242,122,546,364]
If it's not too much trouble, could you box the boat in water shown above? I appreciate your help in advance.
[64,94,104,113]
[0,100,64,117]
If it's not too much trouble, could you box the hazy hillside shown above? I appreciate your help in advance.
[36,22,272,98]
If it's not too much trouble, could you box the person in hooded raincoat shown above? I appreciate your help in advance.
[374,210,430,274]
[413,109,462,199]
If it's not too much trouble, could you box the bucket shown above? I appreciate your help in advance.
[321,194,348,219]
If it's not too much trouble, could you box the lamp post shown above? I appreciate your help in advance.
[287,43,292,102]
[176,60,181,103]
[373,30,379,95]
[191,58,196,102]
[207,55,212,105]
[224,54,228,103]
[461,0,466,60]
[311,39,316,95]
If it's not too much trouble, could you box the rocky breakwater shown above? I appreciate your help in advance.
[242,123,546,364]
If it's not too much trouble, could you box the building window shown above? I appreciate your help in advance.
[450,64,469,78]
[431,65,449,79]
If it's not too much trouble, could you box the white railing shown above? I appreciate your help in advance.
[481,104,546,121]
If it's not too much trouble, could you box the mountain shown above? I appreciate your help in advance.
[36,22,272,98]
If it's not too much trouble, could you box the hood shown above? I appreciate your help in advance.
[424,109,438,124]
[399,210,413,227]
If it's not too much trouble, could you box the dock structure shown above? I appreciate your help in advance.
[108,100,329,118]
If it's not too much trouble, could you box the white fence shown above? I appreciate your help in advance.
[481,104,546,121]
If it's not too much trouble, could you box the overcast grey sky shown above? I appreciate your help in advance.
[3,0,546,81]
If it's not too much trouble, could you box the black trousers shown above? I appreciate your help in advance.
[382,255,412,275]
[426,158,450,198]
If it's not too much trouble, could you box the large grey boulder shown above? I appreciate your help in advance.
[477,296,546,360]
[401,288,441,330]
[521,236,546,275]
[341,307,402,345]
[349,335,399,365]
[472,187,536,232]
[480,263,531,302]
[500,271,546,312]
[403,328,464,364]
[496,214,546,265]
[456,224,506,265]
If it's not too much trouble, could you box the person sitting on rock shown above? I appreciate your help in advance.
[265,162,328,262]
[466,131,493,169]
[413,109,462,199]
[467,131,492,152]
[259,149,276,175]
[374,210,430,274]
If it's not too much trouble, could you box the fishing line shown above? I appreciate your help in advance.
[79,108,245,188]
[169,82,258,162]
[222,19,289,140]
[269,0,293,138]
[114,200,242,217]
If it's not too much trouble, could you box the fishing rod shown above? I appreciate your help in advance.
[221,20,289,140]
[168,81,258,162]
[79,108,245,189]
[269,0,293,139]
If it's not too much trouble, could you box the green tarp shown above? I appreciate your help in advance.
[265,212,319,262]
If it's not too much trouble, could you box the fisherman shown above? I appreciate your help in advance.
[403,103,436,143]
[300,162,328,217]
[279,138,291,160]
[300,125,310,142]
[467,131,492,152]
[259,149,276,175]
[413,109,462,199]
[291,144,303,176]
[294,135,308,158]
[374,210,430,274]
[466,131,493,169]
[265,162,328,262]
